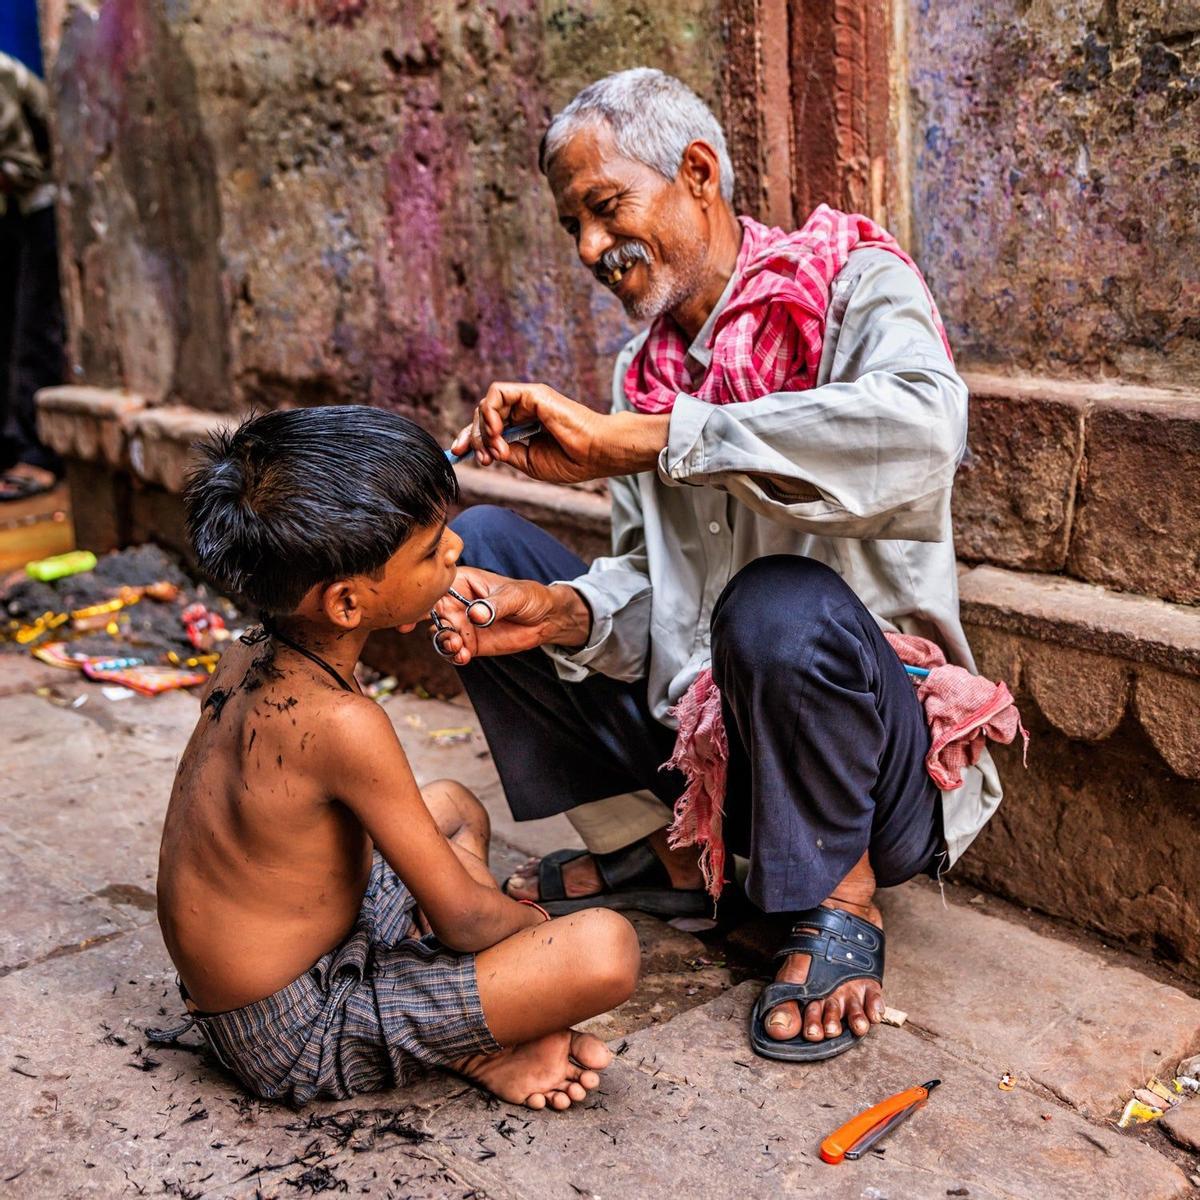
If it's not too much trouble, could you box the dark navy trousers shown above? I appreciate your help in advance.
[452,506,943,914]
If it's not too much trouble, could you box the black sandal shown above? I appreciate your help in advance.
[0,470,57,502]
[504,841,710,919]
[750,906,885,1062]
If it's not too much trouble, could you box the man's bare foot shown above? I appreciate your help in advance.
[504,829,704,902]
[764,852,885,1045]
[454,1029,613,1111]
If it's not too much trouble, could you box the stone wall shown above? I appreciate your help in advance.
[34,2,1200,979]
[907,0,1200,385]
[41,0,723,434]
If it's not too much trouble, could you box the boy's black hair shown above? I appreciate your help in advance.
[184,406,459,615]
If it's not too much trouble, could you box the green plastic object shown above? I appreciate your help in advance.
[25,550,98,582]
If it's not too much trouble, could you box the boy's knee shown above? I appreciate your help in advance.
[573,908,640,1000]
[426,778,489,837]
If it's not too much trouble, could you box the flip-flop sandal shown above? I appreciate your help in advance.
[749,905,885,1062]
[0,471,57,501]
[504,841,711,919]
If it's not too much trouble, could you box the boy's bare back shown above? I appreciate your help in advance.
[158,636,377,1012]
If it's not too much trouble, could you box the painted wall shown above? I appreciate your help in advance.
[908,1,1200,384]
[43,0,722,431]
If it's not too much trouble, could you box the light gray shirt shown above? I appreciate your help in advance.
[544,247,1002,865]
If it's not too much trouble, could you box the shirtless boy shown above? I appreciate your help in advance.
[155,406,636,1109]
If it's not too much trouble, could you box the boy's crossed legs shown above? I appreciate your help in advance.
[420,780,638,1110]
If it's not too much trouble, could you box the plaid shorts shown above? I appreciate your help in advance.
[150,855,501,1106]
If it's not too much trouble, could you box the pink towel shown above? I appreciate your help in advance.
[666,632,1028,899]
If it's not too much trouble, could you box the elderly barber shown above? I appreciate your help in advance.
[433,68,1003,1064]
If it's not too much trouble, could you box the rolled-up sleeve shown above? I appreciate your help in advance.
[541,467,653,683]
[658,255,968,542]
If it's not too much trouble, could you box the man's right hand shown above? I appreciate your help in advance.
[450,382,670,484]
[430,567,592,666]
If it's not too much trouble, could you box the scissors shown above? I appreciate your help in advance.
[430,587,496,659]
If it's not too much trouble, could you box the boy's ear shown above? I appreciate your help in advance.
[319,580,363,631]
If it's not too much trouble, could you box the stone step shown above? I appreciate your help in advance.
[36,373,1200,606]
[1,682,1196,1198]
[879,879,1200,1119]
[954,371,1200,605]
[416,983,1190,1200]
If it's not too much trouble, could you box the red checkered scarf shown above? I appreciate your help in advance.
[624,205,953,413]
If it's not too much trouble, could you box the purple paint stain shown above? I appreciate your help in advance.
[282,0,368,27]
[378,99,452,401]
[93,0,153,89]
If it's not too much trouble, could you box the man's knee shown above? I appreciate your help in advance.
[711,555,858,673]
[451,505,534,573]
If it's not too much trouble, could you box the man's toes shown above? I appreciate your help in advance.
[764,1000,801,1041]
[524,1092,547,1110]
[569,1031,613,1071]
[566,1081,587,1103]
[503,875,535,900]
[866,987,885,1024]
[548,1090,571,1111]
[844,994,870,1037]
[822,996,844,1037]
[577,1068,600,1090]
[803,999,825,1041]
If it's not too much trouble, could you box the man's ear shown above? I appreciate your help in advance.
[319,580,363,631]
[679,140,722,207]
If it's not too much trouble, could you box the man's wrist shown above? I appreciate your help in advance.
[543,583,592,649]
[603,411,671,475]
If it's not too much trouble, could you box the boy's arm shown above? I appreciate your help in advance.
[318,698,544,952]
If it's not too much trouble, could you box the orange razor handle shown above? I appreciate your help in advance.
[819,1083,932,1164]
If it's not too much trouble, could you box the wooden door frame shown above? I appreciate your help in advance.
[720,0,910,245]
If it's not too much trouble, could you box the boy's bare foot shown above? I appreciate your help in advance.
[504,829,704,901]
[454,1029,613,1111]
[763,853,885,1044]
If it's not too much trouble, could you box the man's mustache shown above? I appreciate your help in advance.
[595,240,651,283]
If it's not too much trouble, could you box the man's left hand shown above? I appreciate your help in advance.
[430,566,592,666]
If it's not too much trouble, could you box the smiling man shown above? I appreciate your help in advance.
[433,68,1005,1064]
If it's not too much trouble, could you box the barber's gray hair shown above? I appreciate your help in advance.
[540,67,734,202]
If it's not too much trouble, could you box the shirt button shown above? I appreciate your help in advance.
[707,521,721,534]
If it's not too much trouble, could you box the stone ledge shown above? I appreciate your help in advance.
[961,564,1200,776]
[35,385,147,468]
[33,386,1200,776]
[960,564,1200,676]
[454,464,612,536]
[127,405,240,493]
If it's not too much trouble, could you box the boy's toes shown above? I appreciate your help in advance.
[566,1081,587,1103]
[548,1090,571,1111]
[524,1092,547,1110]
[568,1031,612,1072]
[577,1068,600,1090]
[764,999,801,1041]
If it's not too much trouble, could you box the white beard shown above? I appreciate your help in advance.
[623,224,709,324]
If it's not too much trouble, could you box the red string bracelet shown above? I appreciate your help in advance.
[517,898,551,923]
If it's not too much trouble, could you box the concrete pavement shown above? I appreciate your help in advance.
[1,655,1197,1198]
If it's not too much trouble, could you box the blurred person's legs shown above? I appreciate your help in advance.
[1,203,63,500]
[0,204,19,464]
